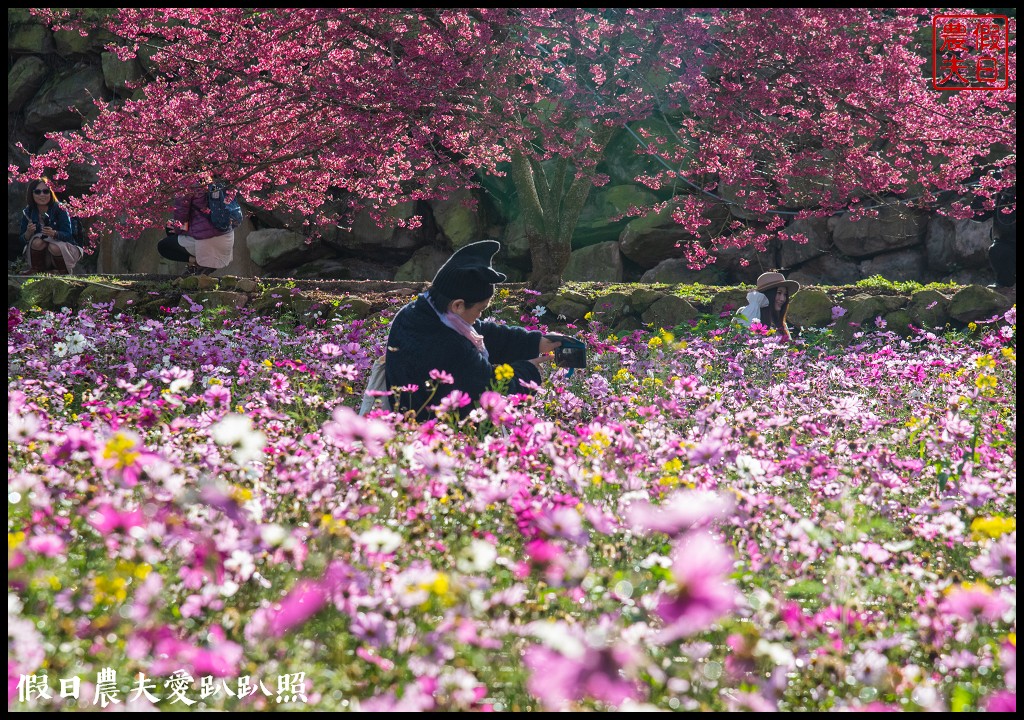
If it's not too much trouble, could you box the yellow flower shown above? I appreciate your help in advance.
[494,364,515,382]
[102,432,141,470]
[63,392,74,403]
[968,322,978,332]
[648,336,663,349]
[970,516,1016,540]
[8,531,26,550]
[584,312,593,321]
[430,572,450,597]
[974,354,996,370]
[1001,347,1016,362]
[662,458,683,474]
[975,374,997,391]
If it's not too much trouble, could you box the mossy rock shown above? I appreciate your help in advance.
[219,276,259,293]
[641,295,698,331]
[547,295,591,322]
[335,297,373,319]
[18,278,85,311]
[190,291,249,311]
[590,292,632,326]
[252,287,313,315]
[78,284,141,311]
[9,279,23,307]
[948,284,1012,323]
[709,289,748,317]
[788,289,835,329]
[883,309,915,337]
[629,288,667,314]
[909,289,951,330]
[612,316,645,336]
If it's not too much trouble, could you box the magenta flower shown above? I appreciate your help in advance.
[535,506,589,545]
[654,532,740,643]
[985,691,1015,713]
[86,504,146,535]
[268,579,327,636]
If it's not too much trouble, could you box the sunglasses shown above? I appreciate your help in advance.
[33,188,51,195]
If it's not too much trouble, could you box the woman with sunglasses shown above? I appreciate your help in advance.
[19,178,84,275]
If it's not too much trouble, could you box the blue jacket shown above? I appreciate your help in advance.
[385,295,543,421]
[20,204,75,248]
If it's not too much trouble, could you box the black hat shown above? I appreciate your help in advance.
[430,240,507,305]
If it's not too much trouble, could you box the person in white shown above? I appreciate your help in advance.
[735,271,801,341]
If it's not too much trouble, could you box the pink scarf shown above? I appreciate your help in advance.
[423,293,489,361]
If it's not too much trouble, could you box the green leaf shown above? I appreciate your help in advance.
[784,580,825,599]
[950,683,973,712]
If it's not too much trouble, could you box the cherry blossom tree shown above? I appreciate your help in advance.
[12,8,1016,289]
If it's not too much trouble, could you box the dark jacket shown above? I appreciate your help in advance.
[20,204,75,248]
[173,185,223,240]
[385,296,543,421]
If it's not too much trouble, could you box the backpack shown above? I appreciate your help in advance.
[207,183,244,232]
[69,216,86,246]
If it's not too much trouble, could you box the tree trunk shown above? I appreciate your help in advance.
[509,125,616,292]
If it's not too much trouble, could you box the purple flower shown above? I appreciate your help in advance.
[654,532,740,643]
[832,305,847,320]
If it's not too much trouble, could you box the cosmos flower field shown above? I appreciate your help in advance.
[7,294,1017,711]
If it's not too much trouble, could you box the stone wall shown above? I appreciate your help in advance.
[9,276,1013,348]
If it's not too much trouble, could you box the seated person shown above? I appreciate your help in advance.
[385,240,560,420]
[735,271,800,341]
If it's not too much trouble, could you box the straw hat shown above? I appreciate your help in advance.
[755,271,800,295]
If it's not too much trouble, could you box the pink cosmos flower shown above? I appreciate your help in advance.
[322,405,393,456]
[429,368,455,385]
[26,534,65,557]
[939,584,1010,623]
[86,504,146,535]
[654,532,740,643]
[524,643,644,710]
[534,506,589,545]
[625,489,734,537]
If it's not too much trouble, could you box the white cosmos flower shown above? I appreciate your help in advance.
[527,620,585,660]
[211,413,266,465]
[356,527,403,554]
[456,539,498,574]
[53,342,68,358]
[169,377,192,394]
